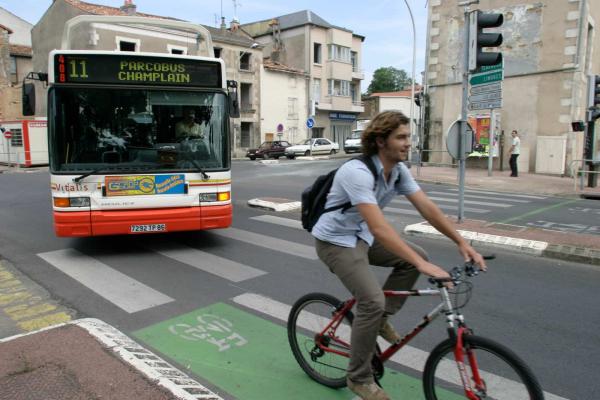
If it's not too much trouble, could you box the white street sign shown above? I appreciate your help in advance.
[469,99,502,110]
[470,82,502,95]
[469,91,502,103]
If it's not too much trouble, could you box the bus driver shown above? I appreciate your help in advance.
[175,107,205,140]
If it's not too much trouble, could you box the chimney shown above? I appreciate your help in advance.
[120,0,137,15]
[230,17,240,32]
[220,17,227,30]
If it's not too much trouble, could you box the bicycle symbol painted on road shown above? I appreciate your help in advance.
[169,314,248,352]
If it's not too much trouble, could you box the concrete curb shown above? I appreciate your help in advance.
[0,318,223,400]
[404,222,548,256]
[404,222,600,265]
[247,198,301,212]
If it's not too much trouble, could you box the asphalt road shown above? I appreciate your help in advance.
[0,162,598,399]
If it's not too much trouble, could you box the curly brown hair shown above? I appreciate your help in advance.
[361,110,410,156]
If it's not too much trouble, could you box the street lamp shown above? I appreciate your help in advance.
[403,0,417,162]
[239,42,259,68]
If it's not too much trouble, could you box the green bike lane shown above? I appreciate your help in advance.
[133,300,463,400]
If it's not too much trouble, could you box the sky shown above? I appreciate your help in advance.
[0,0,428,92]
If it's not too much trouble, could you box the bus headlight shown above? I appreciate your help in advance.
[198,192,230,202]
[53,197,91,207]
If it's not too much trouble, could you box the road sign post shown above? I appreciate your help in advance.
[3,131,12,167]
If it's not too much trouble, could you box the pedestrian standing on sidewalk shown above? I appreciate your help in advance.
[509,130,521,177]
[311,110,486,400]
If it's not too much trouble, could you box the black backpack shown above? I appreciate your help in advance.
[301,155,378,232]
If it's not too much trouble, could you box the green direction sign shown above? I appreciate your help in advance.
[470,70,503,86]
[477,63,502,73]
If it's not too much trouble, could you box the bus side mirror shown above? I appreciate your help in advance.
[22,83,36,116]
[227,80,240,118]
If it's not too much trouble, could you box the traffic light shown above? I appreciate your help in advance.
[469,11,503,71]
[571,121,585,132]
[589,75,600,120]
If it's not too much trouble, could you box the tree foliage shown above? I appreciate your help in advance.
[367,67,413,94]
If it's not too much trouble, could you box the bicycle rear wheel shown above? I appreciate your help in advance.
[423,335,544,400]
[287,293,353,388]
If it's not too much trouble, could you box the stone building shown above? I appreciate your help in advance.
[0,7,33,121]
[30,0,262,157]
[425,0,600,175]
[243,10,365,145]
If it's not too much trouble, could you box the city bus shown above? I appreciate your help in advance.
[23,16,239,237]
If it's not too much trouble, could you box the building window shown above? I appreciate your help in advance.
[9,56,18,85]
[351,83,357,102]
[328,44,351,63]
[241,122,251,148]
[240,83,252,111]
[214,47,222,58]
[288,97,298,119]
[10,129,23,147]
[313,78,321,103]
[240,52,251,70]
[116,36,140,52]
[314,43,322,64]
[327,79,350,97]
[168,44,187,55]
[351,51,358,71]
[311,127,324,138]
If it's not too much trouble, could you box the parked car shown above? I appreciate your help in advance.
[284,138,340,159]
[246,140,291,160]
[344,130,363,153]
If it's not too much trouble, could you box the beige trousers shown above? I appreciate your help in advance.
[315,238,426,383]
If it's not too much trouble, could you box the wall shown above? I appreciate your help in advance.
[426,0,600,173]
[260,66,308,144]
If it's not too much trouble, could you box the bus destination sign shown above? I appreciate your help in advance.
[54,53,221,88]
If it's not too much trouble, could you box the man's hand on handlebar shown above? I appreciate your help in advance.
[458,243,487,272]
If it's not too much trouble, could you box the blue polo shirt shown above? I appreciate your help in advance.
[311,155,420,247]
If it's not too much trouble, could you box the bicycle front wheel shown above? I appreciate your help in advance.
[287,293,353,388]
[423,335,544,400]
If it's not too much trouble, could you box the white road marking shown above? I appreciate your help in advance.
[212,227,318,260]
[391,199,489,213]
[448,188,547,200]
[233,293,568,400]
[249,215,303,229]
[383,207,422,216]
[38,249,174,313]
[419,196,512,208]
[152,242,266,282]
[427,191,531,203]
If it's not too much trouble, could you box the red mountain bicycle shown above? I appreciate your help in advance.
[287,257,544,399]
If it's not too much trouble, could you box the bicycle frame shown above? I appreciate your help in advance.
[314,287,486,399]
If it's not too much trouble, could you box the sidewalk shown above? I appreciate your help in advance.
[0,319,223,400]
[406,165,600,265]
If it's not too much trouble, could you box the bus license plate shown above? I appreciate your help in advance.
[130,224,166,233]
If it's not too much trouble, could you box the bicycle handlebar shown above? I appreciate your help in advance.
[428,255,496,287]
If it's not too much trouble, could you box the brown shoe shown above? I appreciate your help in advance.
[379,321,401,344]
[347,378,391,400]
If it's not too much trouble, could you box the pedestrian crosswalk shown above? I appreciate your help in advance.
[35,187,545,314]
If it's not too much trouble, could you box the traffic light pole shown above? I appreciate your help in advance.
[457,3,477,223]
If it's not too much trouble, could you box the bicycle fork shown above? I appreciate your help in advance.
[453,326,486,400]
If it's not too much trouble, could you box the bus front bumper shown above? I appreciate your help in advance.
[53,204,232,237]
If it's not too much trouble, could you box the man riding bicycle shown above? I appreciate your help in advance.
[312,110,486,400]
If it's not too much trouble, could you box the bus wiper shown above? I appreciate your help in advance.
[73,168,110,183]
[189,159,210,180]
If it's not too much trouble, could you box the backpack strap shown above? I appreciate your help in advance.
[324,155,380,214]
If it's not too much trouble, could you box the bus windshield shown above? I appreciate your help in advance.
[49,87,229,173]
